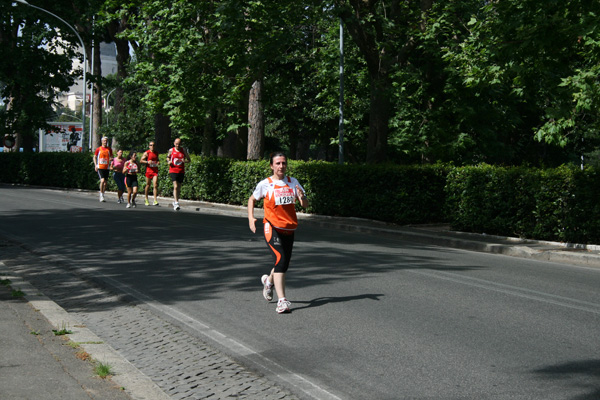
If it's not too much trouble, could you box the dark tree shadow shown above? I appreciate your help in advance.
[533,359,600,400]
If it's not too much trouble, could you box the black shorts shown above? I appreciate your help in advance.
[125,175,138,187]
[264,221,295,273]
[97,169,110,180]
[169,172,185,183]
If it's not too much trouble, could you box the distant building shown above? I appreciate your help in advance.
[59,42,118,113]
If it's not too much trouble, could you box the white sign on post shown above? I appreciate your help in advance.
[39,122,84,152]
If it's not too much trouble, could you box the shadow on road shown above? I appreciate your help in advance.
[533,359,600,400]
[0,186,487,314]
[290,293,385,311]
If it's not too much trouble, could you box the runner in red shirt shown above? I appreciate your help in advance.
[140,141,160,206]
[167,138,190,211]
[93,137,113,202]
[247,152,309,314]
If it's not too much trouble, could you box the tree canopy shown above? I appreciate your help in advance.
[2,0,600,165]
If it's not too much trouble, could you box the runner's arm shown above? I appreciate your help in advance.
[248,195,258,233]
[296,185,309,208]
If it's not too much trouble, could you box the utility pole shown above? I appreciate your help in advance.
[338,18,344,164]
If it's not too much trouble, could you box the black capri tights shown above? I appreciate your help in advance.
[263,221,294,273]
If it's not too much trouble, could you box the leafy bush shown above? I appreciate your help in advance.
[0,152,97,189]
[3,152,600,243]
[445,164,600,243]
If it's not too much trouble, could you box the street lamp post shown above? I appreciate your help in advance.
[105,87,117,124]
[15,0,87,150]
[338,17,344,165]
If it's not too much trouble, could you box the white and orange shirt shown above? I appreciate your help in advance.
[94,146,113,170]
[252,176,305,232]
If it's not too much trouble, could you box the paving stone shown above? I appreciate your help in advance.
[0,242,300,400]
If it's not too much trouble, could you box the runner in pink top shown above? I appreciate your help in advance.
[110,149,126,203]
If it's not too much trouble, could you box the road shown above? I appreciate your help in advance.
[0,185,599,400]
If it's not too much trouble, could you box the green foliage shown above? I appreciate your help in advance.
[441,0,600,163]
[6,0,600,165]
[94,361,113,378]
[4,153,600,243]
[229,160,270,205]
[445,164,600,243]
[445,165,539,236]
[289,162,449,224]
[0,153,97,189]
[0,0,79,143]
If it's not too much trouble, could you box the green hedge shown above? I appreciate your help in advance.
[0,152,98,189]
[3,153,600,243]
[445,164,600,243]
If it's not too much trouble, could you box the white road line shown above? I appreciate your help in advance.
[409,269,600,315]
[94,271,342,400]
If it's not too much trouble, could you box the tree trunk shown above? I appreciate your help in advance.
[289,127,298,160]
[366,74,392,163]
[202,108,216,156]
[296,130,311,160]
[113,27,130,116]
[154,112,171,154]
[112,36,130,151]
[337,0,434,163]
[247,79,264,160]
[220,98,247,159]
[92,43,102,149]
[106,18,131,151]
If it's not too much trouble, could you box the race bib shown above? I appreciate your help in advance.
[149,161,158,167]
[274,186,295,206]
[130,164,138,173]
[173,158,183,166]
[99,158,109,165]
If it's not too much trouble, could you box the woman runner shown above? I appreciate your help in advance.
[247,152,309,314]
[110,149,126,203]
[123,151,140,208]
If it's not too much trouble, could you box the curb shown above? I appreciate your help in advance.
[1,270,171,400]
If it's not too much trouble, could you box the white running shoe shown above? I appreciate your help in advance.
[174,202,180,211]
[132,200,136,208]
[100,193,105,202]
[117,198,122,204]
[126,203,131,208]
[261,275,273,302]
[276,298,291,314]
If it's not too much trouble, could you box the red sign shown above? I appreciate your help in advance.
[3,135,15,148]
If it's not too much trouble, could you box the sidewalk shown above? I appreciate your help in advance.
[0,279,133,400]
[2,191,600,400]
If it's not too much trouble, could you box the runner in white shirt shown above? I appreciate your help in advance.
[248,152,309,314]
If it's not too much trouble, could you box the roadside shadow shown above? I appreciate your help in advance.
[291,293,384,311]
[533,359,600,400]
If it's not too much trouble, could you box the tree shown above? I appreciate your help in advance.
[441,0,600,164]
[332,0,436,163]
[0,0,79,151]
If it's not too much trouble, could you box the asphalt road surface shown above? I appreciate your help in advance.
[1,185,599,400]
